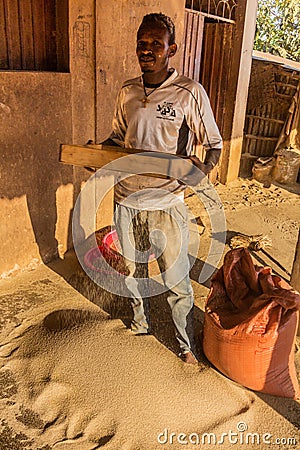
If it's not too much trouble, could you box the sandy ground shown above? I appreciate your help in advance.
[0,177,299,449]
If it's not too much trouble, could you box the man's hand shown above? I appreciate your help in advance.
[189,155,212,176]
[179,155,213,186]
[182,148,221,185]
[84,140,97,172]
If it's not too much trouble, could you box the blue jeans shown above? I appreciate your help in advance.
[114,202,194,353]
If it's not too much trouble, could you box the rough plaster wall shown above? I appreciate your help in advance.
[96,0,185,141]
[70,0,115,235]
[0,73,73,275]
[70,0,96,144]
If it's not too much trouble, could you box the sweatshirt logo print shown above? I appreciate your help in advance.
[157,102,176,118]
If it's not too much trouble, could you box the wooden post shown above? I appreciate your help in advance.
[290,229,300,336]
[219,0,258,184]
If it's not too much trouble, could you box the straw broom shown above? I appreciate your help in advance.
[229,233,272,251]
[229,232,294,281]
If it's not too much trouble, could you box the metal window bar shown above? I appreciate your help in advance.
[185,0,237,22]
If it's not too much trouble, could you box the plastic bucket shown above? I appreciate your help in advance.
[84,230,155,275]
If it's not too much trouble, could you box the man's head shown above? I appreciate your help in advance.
[138,13,176,45]
[136,13,177,78]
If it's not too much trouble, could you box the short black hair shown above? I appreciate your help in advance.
[138,13,176,45]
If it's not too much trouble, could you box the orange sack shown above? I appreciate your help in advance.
[203,247,300,398]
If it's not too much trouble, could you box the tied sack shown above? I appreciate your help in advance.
[203,248,300,398]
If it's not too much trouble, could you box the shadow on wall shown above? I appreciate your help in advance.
[0,164,80,267]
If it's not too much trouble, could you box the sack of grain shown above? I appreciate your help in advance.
[203,247,300,398]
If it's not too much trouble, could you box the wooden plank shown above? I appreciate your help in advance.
[246,115,285,124]
[218,23,233,132]
[179,12,187,74]
[0,0,8,68]
[59,144,194,180]
[32,0,46,70]
[276,81,297,89]
[212,25,223,117]
[44,0,57,71]
[19,0,34,69]
[55,0,69,72]
[201,24,213,96]
[276,92,293,99]
[245,135,278,141]
[258,104,266,154]
[263,110,274,156]
[215,25,225,120]
[188,13,198,79]
[241,153,259,160]
[4,0,22,69]
[193,13,204,81]
[250,107,260,154]
[208,25,216,101]
[183,11,193,77]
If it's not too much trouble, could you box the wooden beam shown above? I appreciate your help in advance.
[60,144,142,167]
[277,71,300,81]
[276,92,293,99]
[276,81,297,89]
[0,0,8,68]
[59,144,194,180]
[246,115,285,124]
[245,134,278,141]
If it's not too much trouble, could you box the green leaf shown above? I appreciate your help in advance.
[254,0,300,62]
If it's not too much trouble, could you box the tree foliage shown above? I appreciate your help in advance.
[254,0,300,62]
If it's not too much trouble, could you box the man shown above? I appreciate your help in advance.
[104,13,222,364]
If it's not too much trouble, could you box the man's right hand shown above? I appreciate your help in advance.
[179,156,211,186]
[189,155,212,176]
[84,140,97,172]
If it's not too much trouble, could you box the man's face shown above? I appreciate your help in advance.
[136,24,176,74]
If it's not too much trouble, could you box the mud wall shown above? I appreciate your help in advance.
[0,72,73,274]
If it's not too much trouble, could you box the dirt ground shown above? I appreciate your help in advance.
[0,177,299,449]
